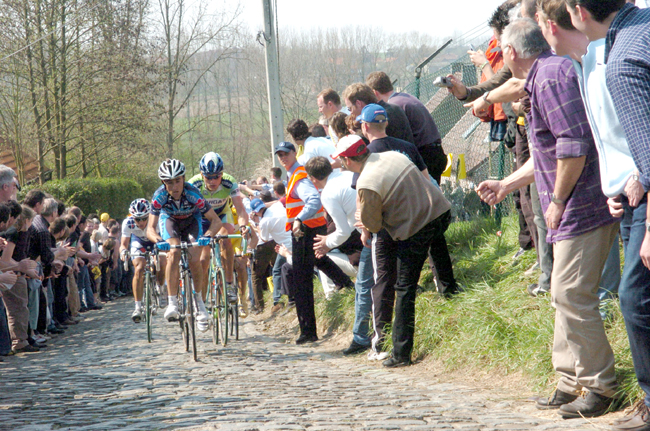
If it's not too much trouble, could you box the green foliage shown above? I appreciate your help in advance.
[20,177,145,218]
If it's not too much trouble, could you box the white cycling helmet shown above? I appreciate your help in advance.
[129,198,151,218]
[199,152,224,176]
[158,159,186,180]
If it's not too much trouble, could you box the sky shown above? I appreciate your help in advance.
[241,0,505,41]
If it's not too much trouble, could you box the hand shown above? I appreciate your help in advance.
[17,259,37,274]
[292,220,303,238]
[239,224,249,235]
[464,97,490,118]
[156,241,170,251]
[641,232,650,270]
[276,244,290,259]
[0,271,17,286]
[607,196,625,218]
[65,246,76,257]
[476,180,508,206]
[313,234,330,259]
[468,49,488,68]
[446,74,468,100]
[197,236,211,247]
[511,101,522,114]
[119,249,128,261]
[545,201,566,231]
[361,228,372,249]
[53,260,65,274]
[625,175,644,208]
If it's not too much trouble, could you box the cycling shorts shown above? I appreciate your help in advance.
[159,212,202,242]
[200,207,233,234]
[130,235,155,258]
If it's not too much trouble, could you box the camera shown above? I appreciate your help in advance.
[433,76,453,88]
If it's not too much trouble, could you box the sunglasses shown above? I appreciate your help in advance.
[134,216,148,222]
[204,173,222,180]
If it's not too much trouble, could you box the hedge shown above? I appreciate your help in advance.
[20,177,146,219]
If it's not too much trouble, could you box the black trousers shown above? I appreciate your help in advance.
[52,275,69,323]
[418,143,448,185]
[251,240,277,310]
[427,211,457,294]
[291,224,326,338]
[393,212,450,360]
[371,228,398,351]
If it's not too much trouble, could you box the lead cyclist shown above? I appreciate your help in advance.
[189,152,250,308]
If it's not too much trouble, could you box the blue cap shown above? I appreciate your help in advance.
[274,141,296,154]
[250,198,266,214]
[356,103,388,123]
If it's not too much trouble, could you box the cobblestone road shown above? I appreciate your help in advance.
[1,298,611,430]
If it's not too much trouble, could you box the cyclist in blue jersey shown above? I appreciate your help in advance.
[147,159,223,330]
[120,199,168,323]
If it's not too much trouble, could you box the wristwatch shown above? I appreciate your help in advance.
[550,193,566,205]
[646,221,650,232]
[482,91,493,106]
[633,171,640,182]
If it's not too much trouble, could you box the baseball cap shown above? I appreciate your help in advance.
[356,103,388,123]
[250,198,266,214]
[274,141,296,154]
[332,135,368,159]
[100,213,110,222]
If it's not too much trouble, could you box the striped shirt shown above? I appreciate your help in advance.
[605,3,650,192]
[525,51,615,243]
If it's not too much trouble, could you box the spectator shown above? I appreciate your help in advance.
[248,198,280,314]
[342,83,414,145]
[477,18,619,418]
[317,88,350,144]
[566,0,650,428]
[335,133,451,368]
[287,119,338,167]
[329,112,350,142]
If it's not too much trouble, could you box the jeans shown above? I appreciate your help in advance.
[618,198,650,407]
[0,300,11,355]
[77,266,95,308]
[598,234,621,306]
[272,254,286,304]
[353,245,374,346]
[247,264,254,306]
[27,277,41,331]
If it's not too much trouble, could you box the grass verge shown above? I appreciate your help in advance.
[297,214,641,404]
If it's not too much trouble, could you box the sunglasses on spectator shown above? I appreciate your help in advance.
[204,173,222,180]
[134,216,148,222]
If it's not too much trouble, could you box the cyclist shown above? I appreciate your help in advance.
[120,199,168,323]
[188,152,249,306]
[147,159,223,332]
[229,202,258,318]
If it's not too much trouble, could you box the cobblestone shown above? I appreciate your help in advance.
[0,298,613,430]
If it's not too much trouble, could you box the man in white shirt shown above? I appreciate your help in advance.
[305,155,373,356]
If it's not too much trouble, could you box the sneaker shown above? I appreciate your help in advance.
[226,284,238,304]
[196,318,209,333]
[132,307,144,323]
[164,303,180,322]
[558,391,614,418]
[527,283,549,298]
[33,335,47,344]
[513,247,527,260]
[271,303,284,313]
[367,351,390,361]
[342,341,370,356]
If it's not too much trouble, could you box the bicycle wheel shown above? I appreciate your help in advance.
[232,270,239,340]
[217,268,228,346]
[178,279,188,352]
[145,271,153,343]
[185,273,197,361]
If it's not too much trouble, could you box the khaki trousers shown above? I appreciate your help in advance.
[67,271,80,317]
[2,277,29,350]
[551,221,619,397]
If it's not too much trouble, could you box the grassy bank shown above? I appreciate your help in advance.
[296,214,640,404]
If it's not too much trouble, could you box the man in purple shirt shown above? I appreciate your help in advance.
[477,18,619,419]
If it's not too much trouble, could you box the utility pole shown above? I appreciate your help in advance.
[261,0,283,167]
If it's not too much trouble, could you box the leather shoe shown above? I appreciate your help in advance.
[12,344,40,354]
[559,391,614,418]
[536,389,578,410]
[382,356,412,368]
[91,304,103,310]
[342,341,370,356]
[296,334,318,345]
[613,401,650,430]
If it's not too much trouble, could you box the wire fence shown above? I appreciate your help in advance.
[400,43,515,223]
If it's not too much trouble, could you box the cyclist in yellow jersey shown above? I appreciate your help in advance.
[188,152,249,316]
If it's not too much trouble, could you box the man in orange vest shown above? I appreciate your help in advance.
[275,141,327,344]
